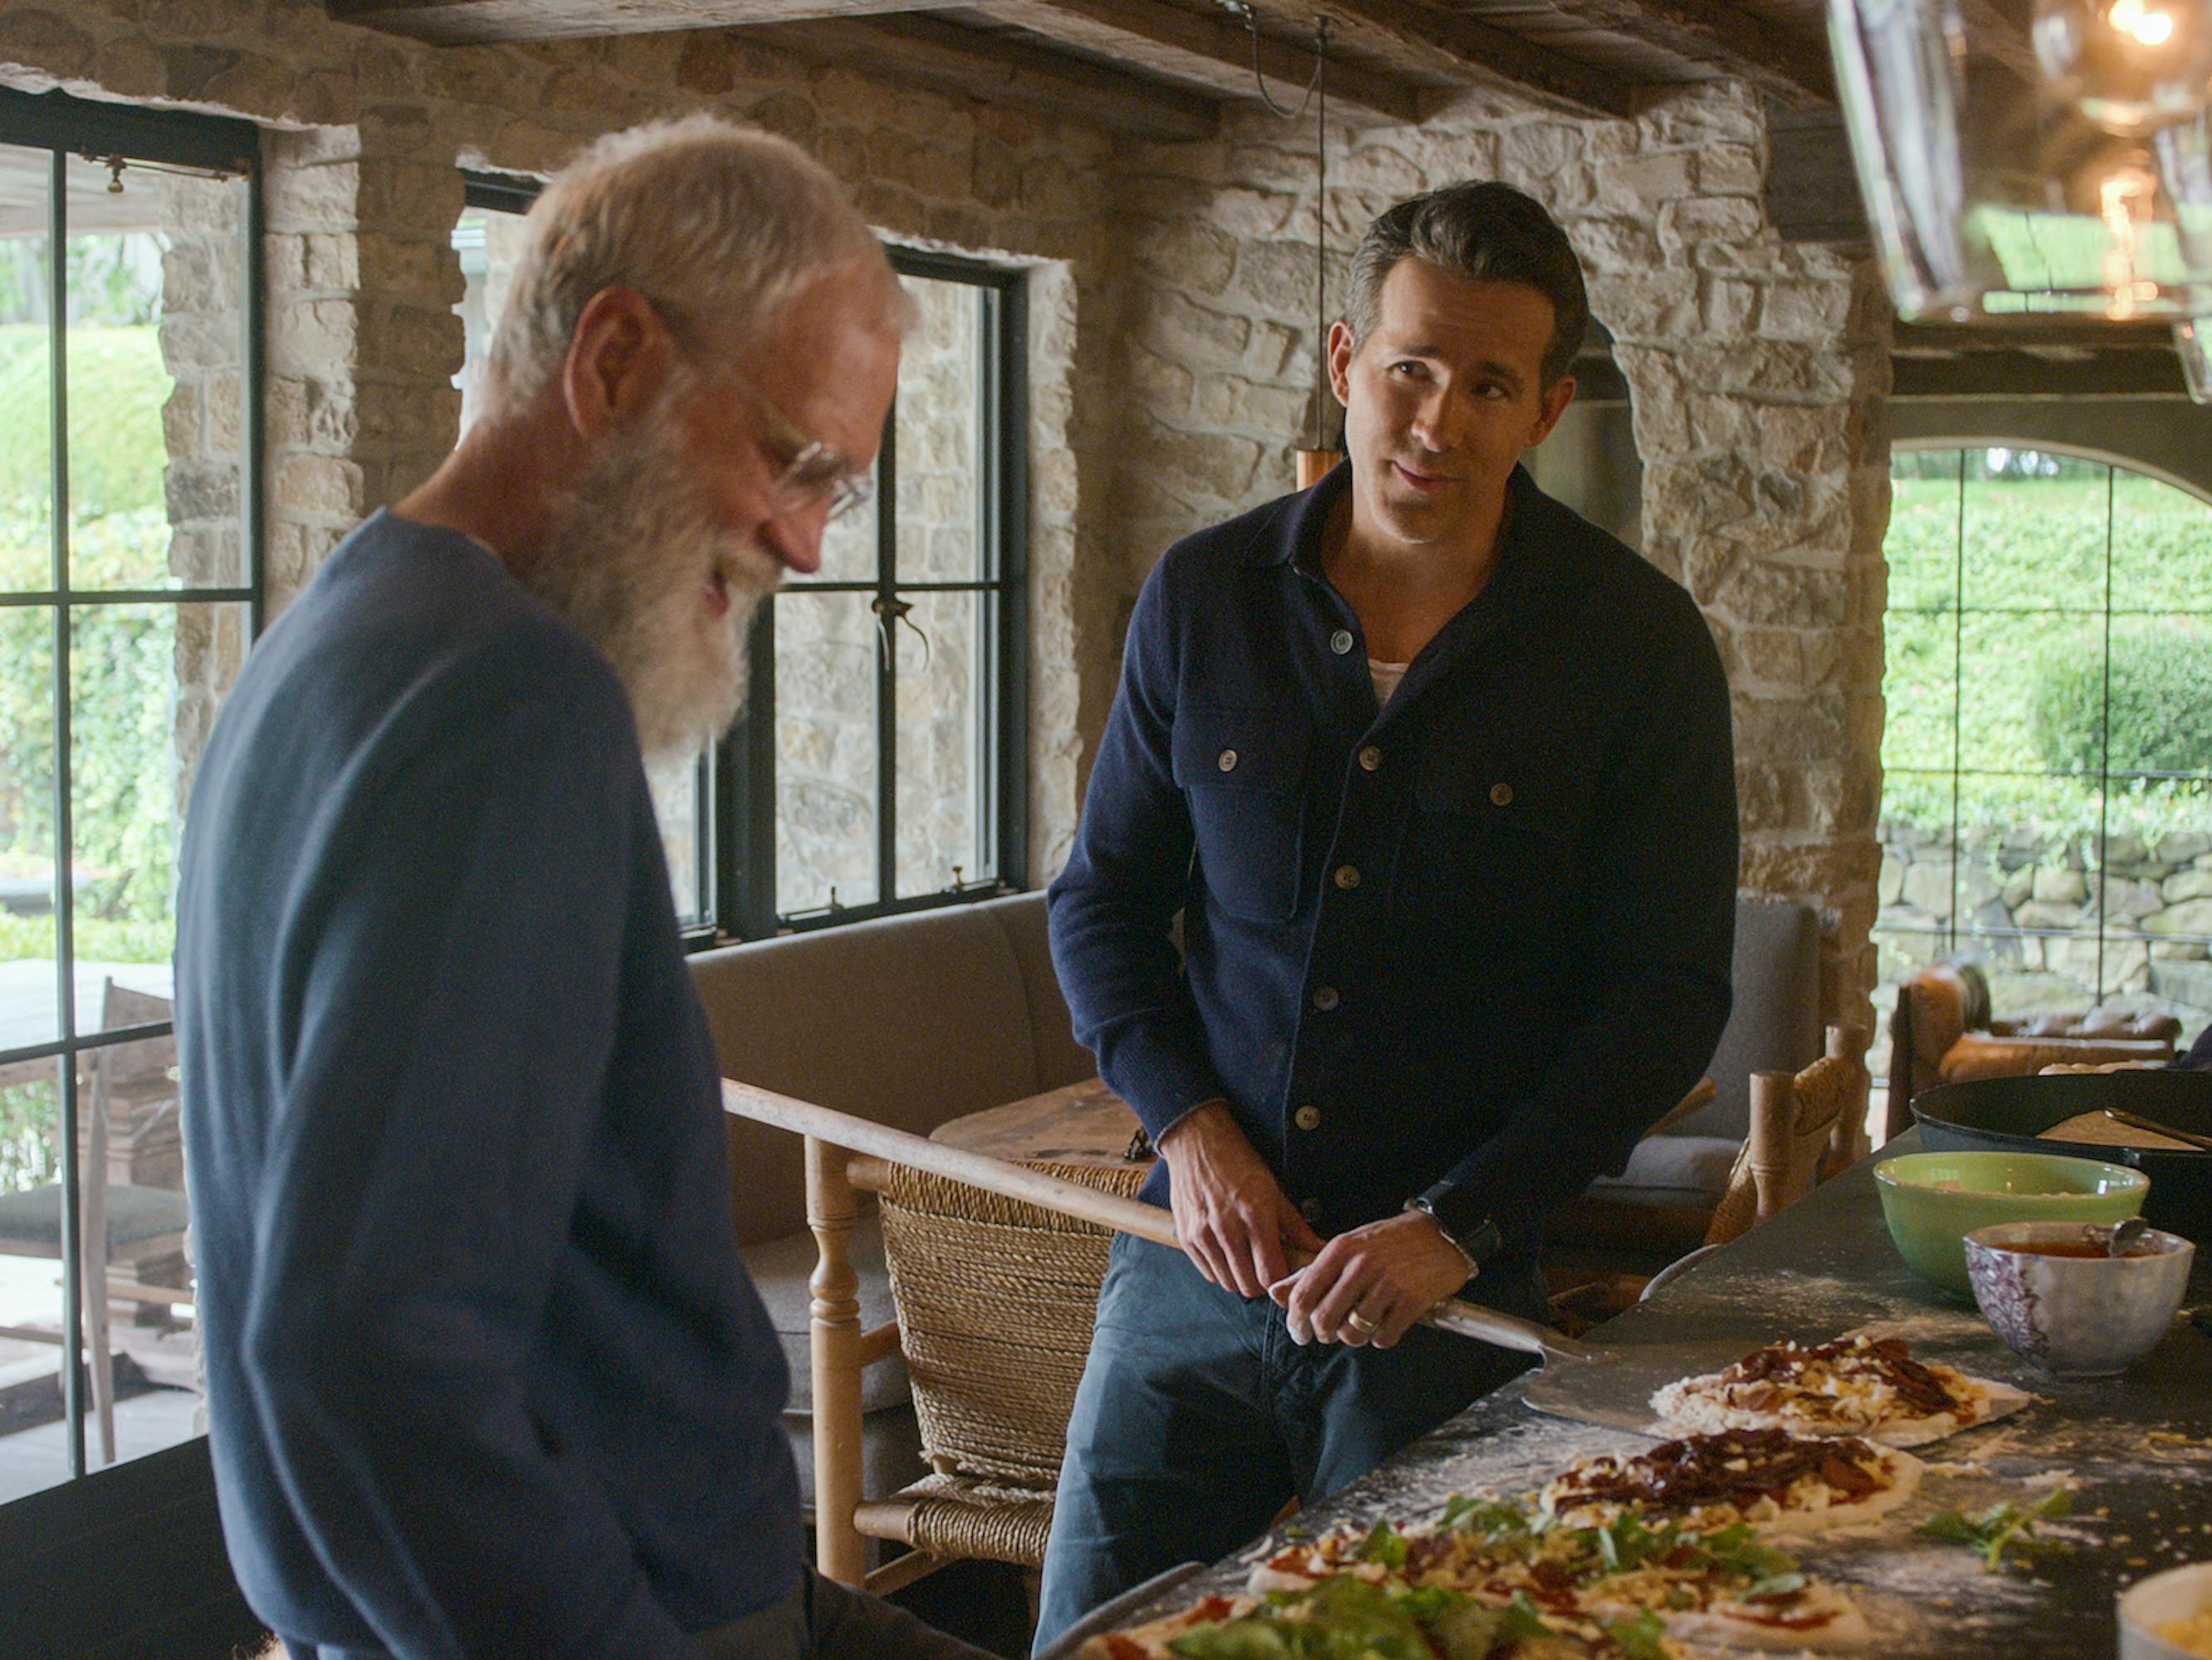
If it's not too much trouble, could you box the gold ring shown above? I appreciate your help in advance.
[1345,1310,1379,1335]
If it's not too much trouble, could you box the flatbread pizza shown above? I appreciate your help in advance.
[1541,1427,1924,1536]
[1649,1335,2029,1448]
[1169,1495,1869,1654]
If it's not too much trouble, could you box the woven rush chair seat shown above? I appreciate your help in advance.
[873,1157,1150,1566]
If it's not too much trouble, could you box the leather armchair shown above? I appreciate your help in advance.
[1882,959,2180,1139]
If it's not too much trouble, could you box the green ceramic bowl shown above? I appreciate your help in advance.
[1873,1150,2150,1296]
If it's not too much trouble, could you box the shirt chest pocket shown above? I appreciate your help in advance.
[1172,706,1310,924]
[1392,740,1588,960]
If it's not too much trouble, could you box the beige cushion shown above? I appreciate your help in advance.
[1580,1135,1740,1208]
[737,1219,911,1415]
[694,898,1056,1244]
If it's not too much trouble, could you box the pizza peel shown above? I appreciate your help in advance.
[725,1081,1746,1431]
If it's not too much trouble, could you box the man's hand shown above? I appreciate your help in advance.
[1269,1210,1472,1349]
[1157,1101,1326,1298]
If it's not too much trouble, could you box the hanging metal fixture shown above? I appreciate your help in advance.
[1296,19,1337,490]
[1829,0,2212,397]
[1213,2,1340,477]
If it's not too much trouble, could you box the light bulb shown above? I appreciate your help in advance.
[2098,164,2164,314]
[2035,0,2212,131]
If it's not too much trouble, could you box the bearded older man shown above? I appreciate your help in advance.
[175,119,991,1660]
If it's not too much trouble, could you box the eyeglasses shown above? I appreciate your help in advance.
[716,368,876,525]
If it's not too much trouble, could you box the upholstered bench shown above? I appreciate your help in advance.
[688,891,1095,1514]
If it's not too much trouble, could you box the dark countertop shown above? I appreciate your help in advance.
[1114,1135,2212,1655]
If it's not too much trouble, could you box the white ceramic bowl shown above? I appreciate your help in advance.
[1963,1220,2195,1375]
[2119,1560,2212,1659]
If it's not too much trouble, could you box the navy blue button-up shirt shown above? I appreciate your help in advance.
[1048,462,1737,1266]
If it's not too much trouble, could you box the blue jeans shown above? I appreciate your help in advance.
[1032,1234,1544,1654]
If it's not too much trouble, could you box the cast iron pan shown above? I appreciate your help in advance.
[1912,1071,2212,1242]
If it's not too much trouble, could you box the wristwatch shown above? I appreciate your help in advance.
[1404,1194,1503,1276]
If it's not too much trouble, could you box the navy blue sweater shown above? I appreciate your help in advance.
[1048,463,1738,1267]
[176,513,798,1660]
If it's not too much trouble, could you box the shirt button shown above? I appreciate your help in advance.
[1312,985,1340,1011]
[1490,782,1513,806]
[1300,1198,1326,1224]
[1333,865,1360,890]
[1330,628,1354,656]
[1358,746,1382,772]
[1218,749,1238,773]
[1294,1105,1321,1131]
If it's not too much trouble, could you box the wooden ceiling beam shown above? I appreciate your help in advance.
[751,12,1222,138]
[1310,0,1636,120]
[971,0,1423,124]
[1531,0,1834,105]
[327,0,962,42]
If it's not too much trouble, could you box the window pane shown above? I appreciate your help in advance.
[452,206,530,437]
[1883,466,1960,613]
[0,606,59,1052]
[2111,469,2212,613]
[647,753,706,928]
[1958,609,2095,782]
[0,1062,68,1501]
[775,592,879,915]
[71,600,249,993]
[0,142,53,594]
[65,157,245,593]
[895,590,989,897]
[1878,610,1956,772]
[896,279,984,583]
[1961,449,2107,612]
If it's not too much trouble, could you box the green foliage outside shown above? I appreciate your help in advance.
[1882,457,2212,855]
[2032,624,2212,779]
[0,320,181,931]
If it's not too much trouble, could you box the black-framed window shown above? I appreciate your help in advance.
[0,85,261,1498]
[1873,446,2212,1084]
[451,174,1029,942]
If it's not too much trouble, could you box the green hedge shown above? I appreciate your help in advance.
[2033,625,2212,781]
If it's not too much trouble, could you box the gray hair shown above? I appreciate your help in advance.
[486,115,911,413]
[1342,181,1589,389]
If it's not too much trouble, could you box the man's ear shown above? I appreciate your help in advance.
[1326,318,1358,407]
[1526,374,1576,449]
[560,287,676,441]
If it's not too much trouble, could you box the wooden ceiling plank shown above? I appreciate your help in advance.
[1311,0,1635,120]
[971,0,1423,123]
[751,12,1222,138]
[1529,0,1834,104]
[327,0,964,43]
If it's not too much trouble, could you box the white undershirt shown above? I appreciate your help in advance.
[1369,658,1410,707]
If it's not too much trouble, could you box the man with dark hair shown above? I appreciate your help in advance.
[1034,180,1738,1648]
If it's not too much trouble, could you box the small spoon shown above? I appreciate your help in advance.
[2107,1216,2150,1257]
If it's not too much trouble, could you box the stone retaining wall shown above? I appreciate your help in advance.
[1878,823,2212,1050]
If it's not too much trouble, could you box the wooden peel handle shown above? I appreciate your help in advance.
[722,1081,1596,1364]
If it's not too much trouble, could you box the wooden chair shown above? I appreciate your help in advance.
[1640,1027,1870,1300]
[725,1081,1150,1593]
[0,979,191,1464]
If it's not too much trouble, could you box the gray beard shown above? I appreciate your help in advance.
[520,410,780,763]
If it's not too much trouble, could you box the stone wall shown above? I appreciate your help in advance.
[1104,86,1892,1035]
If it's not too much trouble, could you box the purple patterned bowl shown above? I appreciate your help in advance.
[1964,1221,2194,1376]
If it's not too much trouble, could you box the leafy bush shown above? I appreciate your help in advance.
[2032,624,2212,783]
